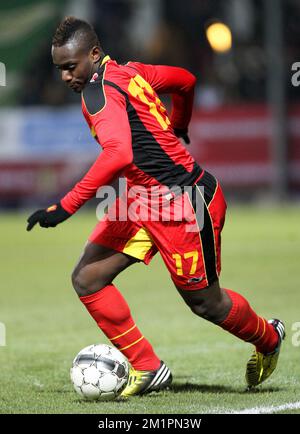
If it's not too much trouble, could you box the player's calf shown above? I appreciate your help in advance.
[178,282,284,386]
[71,242,161,372]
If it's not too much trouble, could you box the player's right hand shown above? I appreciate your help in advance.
[26,202,71,231]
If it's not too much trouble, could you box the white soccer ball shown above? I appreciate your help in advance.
[70,344,129,401]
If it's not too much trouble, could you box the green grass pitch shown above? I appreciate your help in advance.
[0,205,300,414]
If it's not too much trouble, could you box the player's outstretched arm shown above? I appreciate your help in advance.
[27,85,132,231]
[59,85,133,215]
[26,202,71,231]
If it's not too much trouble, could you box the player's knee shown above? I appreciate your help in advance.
[178,281,231,323]
[71,268,88,296]
[186,295,230,323]
[71,266,110,297]
[189,301,214,321]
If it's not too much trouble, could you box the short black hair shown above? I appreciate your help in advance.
[52,16,101,52]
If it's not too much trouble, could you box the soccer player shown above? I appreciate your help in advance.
[27,17,285,397]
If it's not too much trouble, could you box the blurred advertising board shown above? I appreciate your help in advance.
[0,104,299,205]
[0,106,97,205]
[189,104,300,190]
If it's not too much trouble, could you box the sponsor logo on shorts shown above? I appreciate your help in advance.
[188,276,204,283]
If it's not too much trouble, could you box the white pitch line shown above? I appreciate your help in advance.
[230,401,300,414]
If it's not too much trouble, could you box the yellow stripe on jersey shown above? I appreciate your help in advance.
[100,55,111,66]
[122,227,154,261]
[91,125,96,137]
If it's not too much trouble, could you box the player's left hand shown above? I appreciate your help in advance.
[26,202,71,231]
[173,128,190,145]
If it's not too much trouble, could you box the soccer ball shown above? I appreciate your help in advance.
[70,344,129,401]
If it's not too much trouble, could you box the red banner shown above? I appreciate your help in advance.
[0,104,299,202]
[189,104,300,189]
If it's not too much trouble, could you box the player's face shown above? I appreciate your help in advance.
[52,43,100,93]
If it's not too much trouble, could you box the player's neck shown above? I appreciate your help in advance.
[93,53,106,73]
[91,61,101,75]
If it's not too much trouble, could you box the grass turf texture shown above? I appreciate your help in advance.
[0,205,299,414]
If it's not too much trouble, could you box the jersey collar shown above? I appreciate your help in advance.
[100,55,111,67]
[89,55,111,83]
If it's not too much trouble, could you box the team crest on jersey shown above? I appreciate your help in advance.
[90,73,99,82]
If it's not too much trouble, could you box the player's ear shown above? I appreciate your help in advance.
[90,46,102,64]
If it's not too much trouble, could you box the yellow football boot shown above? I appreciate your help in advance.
[121,361,172,397]
[246,319,285,389]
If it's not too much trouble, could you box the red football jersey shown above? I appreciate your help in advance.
[61,55,202,214]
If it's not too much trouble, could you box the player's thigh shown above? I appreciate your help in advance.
[144,172,227,291]
[143,213,215,291]
[88,202,158,266]
[74,241,137,276]
[146,218,210,291]
[72,210,157,295]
